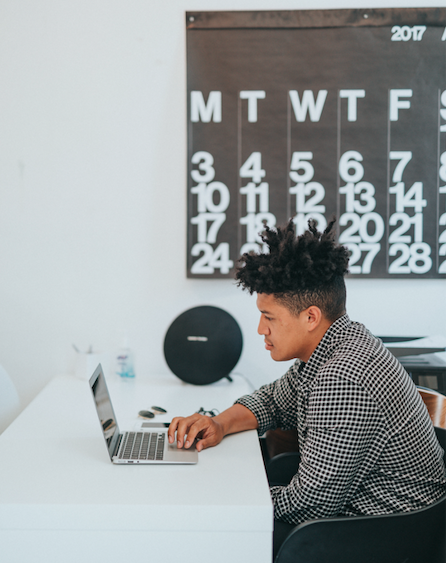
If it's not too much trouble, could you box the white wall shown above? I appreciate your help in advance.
[0,0,445,409]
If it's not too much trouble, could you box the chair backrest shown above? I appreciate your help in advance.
[0,365,20,434]
[418,387,446,429]
[434,426,446,453]
[275,494,446,563]
[265,428,299,459]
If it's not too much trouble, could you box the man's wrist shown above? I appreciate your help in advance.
[213,411,231,438]
[214,404,258,437]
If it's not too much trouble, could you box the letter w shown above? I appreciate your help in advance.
[191,91,222,122]
[289,90,328,122]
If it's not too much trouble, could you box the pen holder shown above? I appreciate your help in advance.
[74,352,110,381]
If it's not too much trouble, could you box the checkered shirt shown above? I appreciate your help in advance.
[235,314,446,525]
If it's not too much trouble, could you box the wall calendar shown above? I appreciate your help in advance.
[186,8,446,278]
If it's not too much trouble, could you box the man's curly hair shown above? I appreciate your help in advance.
[235,218,350,321]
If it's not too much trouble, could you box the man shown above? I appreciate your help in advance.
[168,219,446,539]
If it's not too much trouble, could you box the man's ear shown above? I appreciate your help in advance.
[306,306,323,332]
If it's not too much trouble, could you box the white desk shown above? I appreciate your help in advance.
[0,374,273,563]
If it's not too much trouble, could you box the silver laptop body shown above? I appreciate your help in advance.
[89,364,198,465]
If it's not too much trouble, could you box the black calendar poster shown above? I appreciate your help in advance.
[186,9,446,278]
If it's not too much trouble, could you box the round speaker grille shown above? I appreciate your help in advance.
[163,306,243,385]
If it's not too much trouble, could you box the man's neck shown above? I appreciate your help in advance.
[299,316,334,363]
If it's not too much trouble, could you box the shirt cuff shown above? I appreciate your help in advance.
[234,393,275,435]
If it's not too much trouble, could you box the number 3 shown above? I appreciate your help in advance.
[191,151,215,183]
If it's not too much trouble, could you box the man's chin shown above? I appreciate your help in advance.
[270,351,296,362]
[269,350,282,362]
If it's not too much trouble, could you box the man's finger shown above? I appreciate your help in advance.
[183,417,213,449]
[195,434,217,452]
[173,414,203,448]
[167,417,183,444]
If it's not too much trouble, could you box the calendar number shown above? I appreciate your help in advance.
[293,213,327,236]
[345,243,380,274]
[190,243,233,274]
[339,151,364,183]
[391,26,426,42]
[191,151,215,183]
[439,213,446,273]
[389,182,426,213]
[240,152,266,184]
[290,152,315,183]
[290,182,325,213]
[389,243,432,274]
[339,212,384,244]
[190,151,233,274]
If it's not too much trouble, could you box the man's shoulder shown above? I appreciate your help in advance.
[320,320,399,386]
[329,320,384,362]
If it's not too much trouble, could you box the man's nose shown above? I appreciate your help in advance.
[258,316,270,336]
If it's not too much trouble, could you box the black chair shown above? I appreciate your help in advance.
[271,426,446,563]
[434,425,446,451]
[274,493,446,563]
[266,450,300,485]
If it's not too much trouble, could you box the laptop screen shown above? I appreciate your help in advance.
[90,364,120,459]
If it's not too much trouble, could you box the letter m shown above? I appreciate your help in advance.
[190,91,222,122]
[289,90,328,122]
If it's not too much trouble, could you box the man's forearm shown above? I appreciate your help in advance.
[214,403,259,437]
[169,403,259,451]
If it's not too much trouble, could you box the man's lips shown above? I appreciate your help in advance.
[264,340,273,350]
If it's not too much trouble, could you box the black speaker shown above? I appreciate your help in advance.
[163,305,243,385]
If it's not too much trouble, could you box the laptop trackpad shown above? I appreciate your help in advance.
[164,442,198,463]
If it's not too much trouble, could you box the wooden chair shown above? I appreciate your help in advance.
[417,386,446,429]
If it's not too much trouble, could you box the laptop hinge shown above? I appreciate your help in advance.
[114,433,124,458]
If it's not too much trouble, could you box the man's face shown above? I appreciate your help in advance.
[256,293,313,362]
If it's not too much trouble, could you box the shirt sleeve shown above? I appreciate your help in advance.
[234,363,301,435]
[271,375,385,525]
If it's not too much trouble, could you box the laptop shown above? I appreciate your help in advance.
[89,364,198,464]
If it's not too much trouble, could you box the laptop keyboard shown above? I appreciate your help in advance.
[119,432,165,461]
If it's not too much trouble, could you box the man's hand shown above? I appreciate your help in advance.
[168,414,224,452]
[168,404,259,453]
